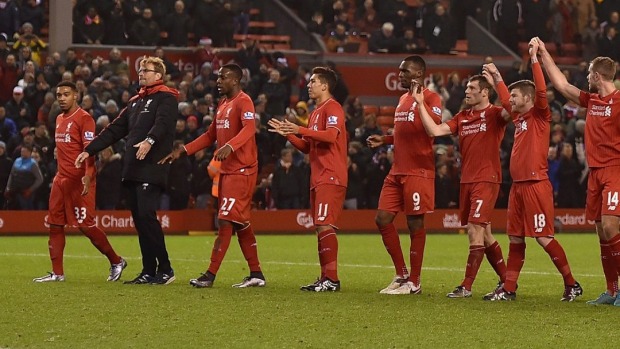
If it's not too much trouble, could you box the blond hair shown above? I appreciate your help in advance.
[140,56,166,76]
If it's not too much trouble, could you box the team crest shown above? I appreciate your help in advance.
[65,122,73,132]
[226,108,232,118]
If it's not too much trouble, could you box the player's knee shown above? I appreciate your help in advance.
[535,236,552,247]
[601,220,619,237]
[375,212,392,227]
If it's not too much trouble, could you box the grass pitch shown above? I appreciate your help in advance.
[0,233,616,349]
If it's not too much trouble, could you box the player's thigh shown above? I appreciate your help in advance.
[65,179,96,227]
[402,175,434,215]
[312,184,346,227]
[47,176,67,226]
[467,182,500,225]
[378,174,403,213]
[586,169,603,221]
[521,180,555,237]
[599,166,620,217]
[506,184,525,237]
[459,183,473,226]
[218,174,256,223]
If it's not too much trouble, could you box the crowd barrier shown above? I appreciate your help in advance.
[0,209,596,235]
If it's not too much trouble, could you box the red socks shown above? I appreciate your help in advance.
[543,239,576,286]
[49,225,66,275]
[237,224,262,273]
[409,228,426,286]
[485,241,507,283]
[606,234,620,293]
[207,224,234,276]
[599,239,619,295]
[379,223,408,277]
[462,245,485,290]
[82,226,122,265]
[318,228,339,281]
[504,242,525,293]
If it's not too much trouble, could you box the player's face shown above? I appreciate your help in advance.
[138,63,160,86]
[398,61,422,89]
[56,86,77,112]
[307,74,326,99]
[464,80,485,106]
[509,88,527,113]
[586,64,599,92]
[217,68,237,97]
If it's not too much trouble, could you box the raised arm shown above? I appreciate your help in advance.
[535,37,581,103]
[483,63,512,120]
[411,84,451,137]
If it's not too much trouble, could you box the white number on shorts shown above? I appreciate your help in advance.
[317,203,329,222]
[74,206,87,224]
[219,197,236,216]
[473,199,483,218]
[607,192,619,210]
[412,192,421,211]
[533,213,546,233]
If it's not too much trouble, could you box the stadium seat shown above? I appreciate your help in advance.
[376,115,394,128]
[379,106,396,116]
[363,105,379,116]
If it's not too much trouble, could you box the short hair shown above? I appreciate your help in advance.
[591,56,616,81]
[508,79,535,98]
[221,63,243,81]
[403,55,426,74]
[312,66,338,93]
[469,74,494,99]
[56,81,77,91]
[139,56,166,76]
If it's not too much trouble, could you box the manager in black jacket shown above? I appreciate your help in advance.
[76,56,178,285]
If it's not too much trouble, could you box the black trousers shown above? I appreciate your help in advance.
[124,180,172,275]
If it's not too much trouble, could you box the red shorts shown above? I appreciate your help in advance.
[310,184,346,228]
[47,176,96,227]
[586,166,620,221]
[217,173,257,223]
[459,182,500,226]
[378,174,434,215]
[507,180,554,237]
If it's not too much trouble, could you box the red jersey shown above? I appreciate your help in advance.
[578,90,620,168]
[300,98,348,189]
[503,62,551,182]
[446,103,507,184]
[185,91,257,175]
[387,89,442,177]
[55,107,96,180]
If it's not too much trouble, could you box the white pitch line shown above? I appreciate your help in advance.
[0,252,603,278]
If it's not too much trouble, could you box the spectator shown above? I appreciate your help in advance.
[103,1,128,45]
[194,0,220,42]
[355,0,381,34]
[30,147,49,209]
[549,0,575,45]
[326,23,350,53]
[0,33,10,62]
[0,54,19,105]
[522,0,550,42]
[195,37,221,72]
[598,25,620,62]
[32,121,52,162]
[423,4,455,54]
[190,148,212,209]
[217,2,236,47]
[492,0,522,55]
[95,146,122,210]
[400,27,424,54]
[163,1,192,47]
[129,7,160,46]
[103,47,129,78]
[368,22,402,53]
[355,113,381,144]
[271,148,303,209]
[122,0,146,25]
[261,69,287,119]
[0,140,12,209]
[365,148,391,209]
[307,12,328,36]
[5,86,34,129]
[343,95,363,138]
[185,115,200,143]
[0,0,20,39]
[344,155,364,209]
[12,23,45,66]
[581,18,600,62]
[78,7,105,45]
[154,47,181,81]
[556,143,584,208]
[0,106,17,143]
[5,143,43,210]
[236,37,262,76]
[434,161,456,208]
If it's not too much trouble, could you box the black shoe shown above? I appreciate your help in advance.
[123,273,155,284]
[561,281,583,302]
[151,270,176,285]
[189,273,214,288]
[300,278,340,292]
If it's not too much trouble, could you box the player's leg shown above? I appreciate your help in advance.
[300,184,345,292]
[584,169,617,304]
[375,174,409,290]
[598,167,620,306]
[483,224,507,284]
[386,176,433,295]
[448,223,484,298]
[34,177,66,282]
[229,172,265,288]
[485,184,522,301]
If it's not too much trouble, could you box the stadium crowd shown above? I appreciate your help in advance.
[2,0,620,211]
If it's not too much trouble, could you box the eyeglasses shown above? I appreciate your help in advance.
[138,68,157,74]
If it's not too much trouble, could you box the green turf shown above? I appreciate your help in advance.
[0,233,616,349]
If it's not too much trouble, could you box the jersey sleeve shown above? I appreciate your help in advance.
[226,96,256,151]
[424,91,443,124]
[578,90,591,108]
[445,112,460,135]
[80,114,97,178]
[532,62,550,120]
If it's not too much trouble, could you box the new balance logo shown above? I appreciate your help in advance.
[535,228,543,233]
[608,206,617,211]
